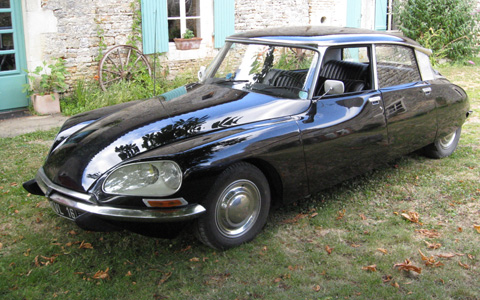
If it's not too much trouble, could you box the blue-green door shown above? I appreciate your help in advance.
[346,0,362,28]
[0,0,28,111]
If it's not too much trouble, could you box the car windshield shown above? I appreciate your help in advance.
[204,42,319,99]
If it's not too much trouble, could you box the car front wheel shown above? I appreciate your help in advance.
[423,127,462,158]
[194,162,271,250]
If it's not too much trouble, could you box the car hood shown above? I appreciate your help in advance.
[44,84,310,192]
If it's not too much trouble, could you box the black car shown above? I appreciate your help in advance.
[24,26,471,249]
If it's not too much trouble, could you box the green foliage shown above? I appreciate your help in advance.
[61,72,195,116]
[95,19,108,62]
[22,58,69,96]
[397,0,480,64]
[127,0,143,48]
[182,29,195,39]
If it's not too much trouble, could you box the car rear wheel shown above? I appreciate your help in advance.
[423,127,462,158]
[194,162,271,250]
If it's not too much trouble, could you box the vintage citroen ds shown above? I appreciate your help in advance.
[24,27,470,249]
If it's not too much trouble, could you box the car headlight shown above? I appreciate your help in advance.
[103,161,182,197]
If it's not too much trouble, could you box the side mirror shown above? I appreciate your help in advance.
[198,66,206,82]
[324,80,344,95]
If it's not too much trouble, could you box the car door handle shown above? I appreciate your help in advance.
[368,96,381,105]
[422,87,432,96]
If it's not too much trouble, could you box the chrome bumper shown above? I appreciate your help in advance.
[35,168,206,223]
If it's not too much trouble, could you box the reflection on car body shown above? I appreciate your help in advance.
[24,26,471,250]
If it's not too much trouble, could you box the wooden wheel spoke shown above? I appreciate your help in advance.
[104,77,122,85]
[117,48,125,70]
[106,56,122,72]
[125,56,144,74]
[102,69,122,76]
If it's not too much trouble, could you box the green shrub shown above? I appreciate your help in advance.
[397,0,480,64]
[61,72,195,116]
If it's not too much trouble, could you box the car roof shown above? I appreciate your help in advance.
[228,26,431,55]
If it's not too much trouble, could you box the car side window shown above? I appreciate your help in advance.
[376,45,422,88]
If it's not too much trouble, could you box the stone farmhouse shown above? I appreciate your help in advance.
[1,0,394,112]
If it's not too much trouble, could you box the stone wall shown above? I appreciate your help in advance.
[235,0,310,32]
[38,0,137,81]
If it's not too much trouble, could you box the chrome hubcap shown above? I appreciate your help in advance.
[215,180,261,238]
[439,131,456,149]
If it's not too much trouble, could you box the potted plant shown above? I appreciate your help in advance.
[23,58,69,115]
[173,29,202,50]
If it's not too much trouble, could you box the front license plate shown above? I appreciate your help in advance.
[49,201,81,220]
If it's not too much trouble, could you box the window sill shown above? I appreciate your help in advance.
[165,42,218,61]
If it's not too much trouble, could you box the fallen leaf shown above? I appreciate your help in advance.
[350,243,361,248]
[393,259,422,274]
[68,230,78,235]
[467,254,474,260]
[473,224,480,234]
[79,241,93,249]
[313,285,321,292]
[274,277,282,283]
[458,262,470,269]
[359,213,367,220]
[416,229,440,238]
[418,249,441,266]
[325,245,333,255]
[126,271,133,276]
[180,245,192,252]
[0,242,2,250]
[158,272,172,286]
[392,282,400,288]
[310,212,318,218]
[189,257,200,262]
[377,248,388,255]
[401,211,419,223]
[362,265,377,272]
[382,275,393,283]
[336,209,346,220]
[93,268,110,280]
[436,253,456,259]
[458,227,463,232]
[424,241,441,249]
[281,213,308,224]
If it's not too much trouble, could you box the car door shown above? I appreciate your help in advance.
[299,91,388,193]
[375,44,437,158]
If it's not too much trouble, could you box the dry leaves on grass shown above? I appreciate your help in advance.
[362,265,377,272]
[416,229,440,238]
[34,255,57,267]
[377,248,388,255]
[458,262,470,269]
[425,241,441,249]
[474,224,480,233]
[79,241,93,249]
[401,211,420,223]
[325,245,333,255]
[281,213,308,224]
[336,209,346,220]
[93,267,110,280]
[393,259,422,274]
[418,249,444,267]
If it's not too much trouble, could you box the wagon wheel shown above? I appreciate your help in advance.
[98,45,152,91]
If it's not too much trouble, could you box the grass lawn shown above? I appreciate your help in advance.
[1,64,479,299]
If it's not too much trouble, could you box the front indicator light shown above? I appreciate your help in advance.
[103,161,182,197]
[143,198,188,208]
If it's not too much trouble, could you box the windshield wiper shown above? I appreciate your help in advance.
[213,79,250,84]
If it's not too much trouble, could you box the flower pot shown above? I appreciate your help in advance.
[31,93,61,115]
[173,37,203,50]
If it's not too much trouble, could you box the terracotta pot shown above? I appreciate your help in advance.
[173,37,203,50]
[31,93,61,115]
